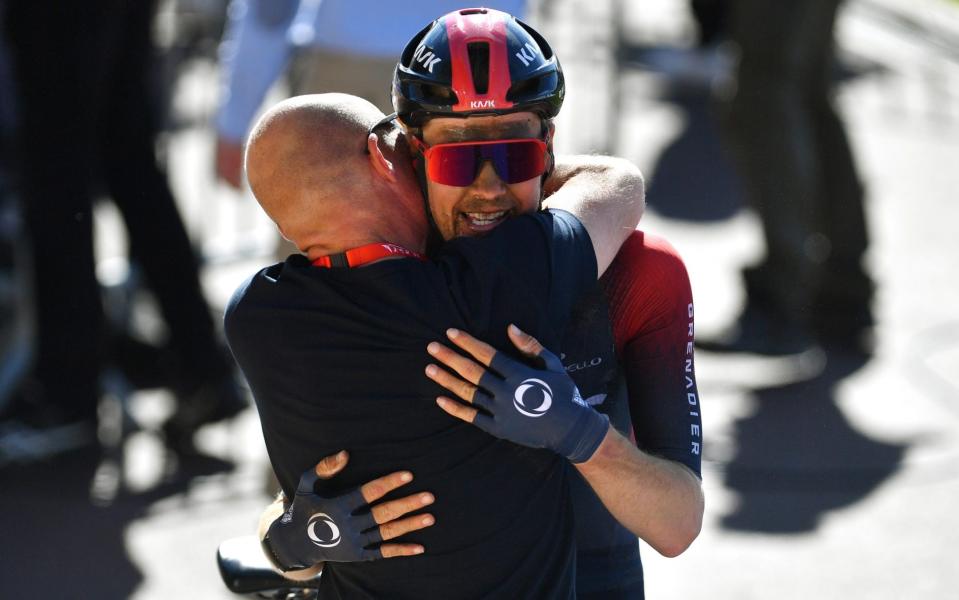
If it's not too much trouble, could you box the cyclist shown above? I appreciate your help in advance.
[389,9,705,597]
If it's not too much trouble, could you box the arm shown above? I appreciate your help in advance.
[591,231,705,555]
[425,323,704,557]
[215,0,298,186]
[575,429,703,557]
[541,154,645,275]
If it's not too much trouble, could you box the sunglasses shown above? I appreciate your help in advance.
[406,129,549,187]
[367,113,551,187]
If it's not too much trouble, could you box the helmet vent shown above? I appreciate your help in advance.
[518,20,554,60]
[467,42,490,95]
[416,82,457,105]
[507,76,541,102]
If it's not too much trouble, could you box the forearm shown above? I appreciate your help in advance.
[216,0,296,141]
[542,154,645,275]
[575,427,704,557]
[258,495,323,581]
[597,232,705,553]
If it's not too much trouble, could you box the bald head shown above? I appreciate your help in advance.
[245,93,424,257]
[246,94,381,230]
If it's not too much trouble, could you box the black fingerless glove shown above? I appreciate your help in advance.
[264,468,383,571]
[474,345,609,463]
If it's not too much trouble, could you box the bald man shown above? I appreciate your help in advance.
[243,95,429,263]
[225,93,642,598]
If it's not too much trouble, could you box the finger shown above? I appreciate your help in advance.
[436,396,478,424]
[379,543,427,559]
[378,512,436,542]
[445,328,499,367]
[370,491,435,525]
[507,324,544,358]
[314,450,349,479]
[359,470,415,505]
[425,363,480,403]
[426,341,489,386]
[508,324,565,372]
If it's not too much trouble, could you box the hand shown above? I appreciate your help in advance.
[215,136,245,189]
[425,324,609,463]
[265,451,435,571]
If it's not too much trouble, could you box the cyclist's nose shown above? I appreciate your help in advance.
[469,160,508,198]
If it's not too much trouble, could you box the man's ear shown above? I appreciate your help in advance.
[276,222,293,243]
[367,132,398,183]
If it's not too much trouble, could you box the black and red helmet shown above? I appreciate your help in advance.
[392,8,564,127]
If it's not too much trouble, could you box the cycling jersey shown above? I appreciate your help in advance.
[564,230,702,598]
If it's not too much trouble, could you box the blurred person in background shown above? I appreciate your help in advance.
[0,0,30,422]
[700,0,875,357]
[690,0,729,48]
[0,2,13,173]
[1,0,244,461]
[0,1,15,207]
[213,0,527,191]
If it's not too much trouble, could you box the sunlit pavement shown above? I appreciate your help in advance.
[2,1,958,598]
[615,2,959,598]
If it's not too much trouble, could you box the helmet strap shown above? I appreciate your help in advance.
[538,118,555,210]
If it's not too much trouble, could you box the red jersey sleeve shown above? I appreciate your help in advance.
[600,231,703,476]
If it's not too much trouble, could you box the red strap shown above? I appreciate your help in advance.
[312,243,426,269]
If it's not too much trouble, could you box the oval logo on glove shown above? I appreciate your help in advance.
[307,513,342,547]
[513,378,552,418]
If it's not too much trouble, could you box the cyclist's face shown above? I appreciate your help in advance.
[419,112,545,241]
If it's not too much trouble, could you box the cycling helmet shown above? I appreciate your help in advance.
[392,8,564,127]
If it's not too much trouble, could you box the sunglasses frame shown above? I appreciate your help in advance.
[409,130,551,188]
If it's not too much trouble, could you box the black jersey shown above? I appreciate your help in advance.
[225,210,595,600]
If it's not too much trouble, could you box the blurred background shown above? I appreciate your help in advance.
[1,0,957,598]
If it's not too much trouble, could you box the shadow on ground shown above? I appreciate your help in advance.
[618,42,887,224]
[619,42,906,533]
[0,443,233,598]
[643,86,744,223]
[720,350,908,533]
